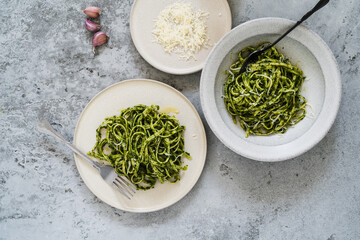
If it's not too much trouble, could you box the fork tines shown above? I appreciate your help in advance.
[113,175,137,200]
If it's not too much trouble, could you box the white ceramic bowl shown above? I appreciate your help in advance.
[200,18,341,162]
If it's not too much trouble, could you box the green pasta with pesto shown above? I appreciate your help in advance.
[224,43,307,137]
[88,104,191,190]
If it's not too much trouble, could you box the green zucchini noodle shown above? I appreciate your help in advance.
[88,104,191,190]
[224,43,307,137]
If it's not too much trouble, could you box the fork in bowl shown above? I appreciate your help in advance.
[36,118,136,199]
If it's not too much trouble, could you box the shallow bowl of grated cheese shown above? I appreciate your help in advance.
[200,18,342,162]
[130,0,232,75]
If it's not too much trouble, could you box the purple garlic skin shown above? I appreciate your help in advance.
[85,19,100,32]
[83,6,101,18]
[92,32,108,53]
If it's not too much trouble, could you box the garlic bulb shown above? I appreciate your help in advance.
[92,31,108,53]
[85,19,101,32]
[83,7,101,18]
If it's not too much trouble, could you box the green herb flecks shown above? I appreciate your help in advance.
[224,43,307,137]
[88,105,191,190]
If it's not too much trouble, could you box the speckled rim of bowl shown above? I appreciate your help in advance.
[200,17,342,162]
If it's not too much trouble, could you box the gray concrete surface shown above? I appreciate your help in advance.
[1,0,359,239]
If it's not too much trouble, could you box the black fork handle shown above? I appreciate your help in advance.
[300,0,330,22]
[265,0,330,51]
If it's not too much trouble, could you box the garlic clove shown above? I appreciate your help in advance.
[83,6,101,18]
[92,31,108,54]
[85,19,100,32]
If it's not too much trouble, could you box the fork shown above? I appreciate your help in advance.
[238,0,330,74]
[36,118,136,199]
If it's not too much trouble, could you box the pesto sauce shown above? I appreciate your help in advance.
[224,43,307,137]
[88,104,191,190]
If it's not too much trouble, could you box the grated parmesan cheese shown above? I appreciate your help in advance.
[152,2,210,60]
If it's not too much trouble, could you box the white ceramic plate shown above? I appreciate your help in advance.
[73,79,207,212]
[200,18,341,162]
[130,0,232,75]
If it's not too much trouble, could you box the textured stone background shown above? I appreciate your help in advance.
[1,0,359,239]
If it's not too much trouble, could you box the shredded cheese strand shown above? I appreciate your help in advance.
[152,2,210,60]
